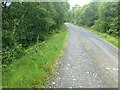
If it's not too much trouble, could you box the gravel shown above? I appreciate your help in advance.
[52,23,118,88]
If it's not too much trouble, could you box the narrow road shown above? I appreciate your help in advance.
[52,23,118,88]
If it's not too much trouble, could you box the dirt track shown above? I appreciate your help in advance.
[52,23,118,88]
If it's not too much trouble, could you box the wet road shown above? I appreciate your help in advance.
[52,23,118,88]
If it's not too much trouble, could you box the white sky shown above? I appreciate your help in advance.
[68,0,92,8]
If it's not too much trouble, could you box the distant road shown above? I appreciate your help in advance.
[52,23,118,88]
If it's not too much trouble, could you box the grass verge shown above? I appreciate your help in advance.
[81,26,119,49]
[2,25,68,88]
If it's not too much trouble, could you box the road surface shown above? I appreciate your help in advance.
[52,23,118,88]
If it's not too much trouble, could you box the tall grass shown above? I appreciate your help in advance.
[2,25,68,88]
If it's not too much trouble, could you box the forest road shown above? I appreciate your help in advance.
[52,23,118,88]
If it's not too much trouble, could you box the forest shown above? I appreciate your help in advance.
[2,2,69,65]
[2,2,70,88]
[68,2,119,47]
[2,1,119,68]
[2,1,119,88]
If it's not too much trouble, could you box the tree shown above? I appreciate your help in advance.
[69,2,119,37]
[2,2,70,65]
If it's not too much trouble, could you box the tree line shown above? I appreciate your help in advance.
[68,2,119,37]
[2,2,70,65]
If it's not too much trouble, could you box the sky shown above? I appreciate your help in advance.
[68,0,92,8]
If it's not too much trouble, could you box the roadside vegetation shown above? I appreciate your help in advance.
[82,26,119,48]
[68,2,119,48]
[2,2,69,88]
[2,25,68,88]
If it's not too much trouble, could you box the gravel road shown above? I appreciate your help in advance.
[52,23,118,88]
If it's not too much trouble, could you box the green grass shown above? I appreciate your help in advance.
[81,26,119,49]
[2,25,68,88]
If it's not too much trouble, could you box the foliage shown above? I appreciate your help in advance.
[2,25,68,88]
[69,2,119,38]
[2,2,70,65]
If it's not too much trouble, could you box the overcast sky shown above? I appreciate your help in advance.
[68,0,91,8]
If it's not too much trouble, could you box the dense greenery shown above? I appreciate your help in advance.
[2,2,69,65]
[3,25,68,88]
[69,2,119,39]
